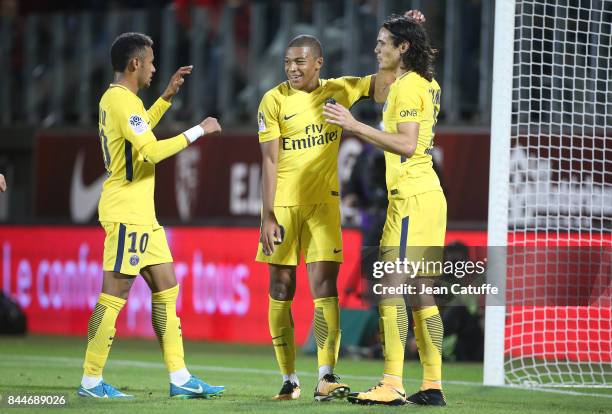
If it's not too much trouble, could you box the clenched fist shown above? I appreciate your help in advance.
[200,117,222,135]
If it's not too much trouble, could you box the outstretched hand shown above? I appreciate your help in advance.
[161,65,193,102]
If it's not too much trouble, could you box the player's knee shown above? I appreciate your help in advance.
[101,287,130,300]
[269,282,295,301]
[310,274,338,298]
[101,273,134,299]
[410,293,436,309]
[311,283,338,299]
[112,285,131,300]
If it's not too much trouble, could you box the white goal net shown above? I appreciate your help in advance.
[485,0,611,387]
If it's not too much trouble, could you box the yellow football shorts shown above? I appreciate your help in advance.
[379,190,447,276]
[256,203,343,266]
[101,222,173,276]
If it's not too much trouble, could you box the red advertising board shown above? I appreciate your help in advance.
[0,226,363,344]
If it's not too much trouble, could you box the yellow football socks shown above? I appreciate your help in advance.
[269,296,296,375]
[379,298,408,379]
[313,296,341,370]
[83,292,126,377]
[413,306,443,390]
[152,284,186,373]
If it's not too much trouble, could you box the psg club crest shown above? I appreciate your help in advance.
[130,254,140,266]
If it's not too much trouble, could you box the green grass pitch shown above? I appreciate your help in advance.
[0,335,610,413]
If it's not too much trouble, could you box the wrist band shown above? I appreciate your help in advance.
[183,125,205,143]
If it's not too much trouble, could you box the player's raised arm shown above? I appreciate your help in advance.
[371,70,395,103]
[141,116,221,164]
[147,65,193,128]
[0,173,6,192]
[160,65,192,103]
[119,104,221,165]
[140,117,221,164]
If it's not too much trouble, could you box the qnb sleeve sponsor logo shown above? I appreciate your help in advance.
[281,124,339,151]
[399,109,418,117]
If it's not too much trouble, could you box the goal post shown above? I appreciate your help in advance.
[484,0,515,387]
[485,0,611,387]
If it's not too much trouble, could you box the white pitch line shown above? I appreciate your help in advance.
[1,354,611,399]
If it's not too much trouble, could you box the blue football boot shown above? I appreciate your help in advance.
[170,375,225,399]
[77,382,134,399]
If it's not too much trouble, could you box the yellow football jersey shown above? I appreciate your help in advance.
[258,76,371,206]
[98,84,171,225]
[382,72,441,198]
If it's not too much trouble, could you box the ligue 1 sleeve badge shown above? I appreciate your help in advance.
[129,254,140,266]
[258,111,266,132]
[128,114,148,135]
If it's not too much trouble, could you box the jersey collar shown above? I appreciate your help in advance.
[287,79,324,95]
[396,71,412,81]
[108,83,138,97]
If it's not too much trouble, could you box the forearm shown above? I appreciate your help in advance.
[139,134,189,164]
[371,69,395,103]
[261,157,278,216]
[147,97,171,128]
[160,91,173,102]
[353,122,415,158]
